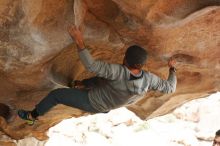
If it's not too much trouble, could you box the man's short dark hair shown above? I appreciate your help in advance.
[216,129,220,136]
[125,45,147,69]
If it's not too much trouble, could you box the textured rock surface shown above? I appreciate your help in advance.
[0,0,219,140]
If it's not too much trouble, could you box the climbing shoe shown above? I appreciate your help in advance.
[17,109,36,125]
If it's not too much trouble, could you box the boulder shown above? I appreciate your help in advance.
[0,0,219,140]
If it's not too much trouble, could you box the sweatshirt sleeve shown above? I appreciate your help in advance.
[149,69,177,93]
[79,49,121,80]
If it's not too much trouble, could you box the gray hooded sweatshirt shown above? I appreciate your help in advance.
[79,49,177,112]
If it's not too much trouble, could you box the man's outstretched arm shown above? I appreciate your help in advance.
[68,25,121,80]
[149,58,177,93]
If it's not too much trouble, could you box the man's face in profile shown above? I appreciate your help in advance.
[213,136,220,146]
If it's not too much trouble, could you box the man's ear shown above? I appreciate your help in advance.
[123,58,128,66]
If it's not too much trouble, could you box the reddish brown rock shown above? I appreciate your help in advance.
[0,0,219,140]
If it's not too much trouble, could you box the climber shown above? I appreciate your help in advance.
[213,130,220,146]
[17,25,177,125]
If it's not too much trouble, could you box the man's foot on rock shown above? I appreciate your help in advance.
[17,109,36,125]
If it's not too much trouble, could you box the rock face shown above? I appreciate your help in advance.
[0,0,219,141]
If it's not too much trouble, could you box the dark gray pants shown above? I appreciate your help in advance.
[35,88,98,116]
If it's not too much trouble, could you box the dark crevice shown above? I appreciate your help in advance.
[172,53,199,64]
[0,103,11,121]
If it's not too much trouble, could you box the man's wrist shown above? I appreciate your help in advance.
[76,39,85,48]
[77,47,85,52]
[76,40,85,51]
[169,67,177,73]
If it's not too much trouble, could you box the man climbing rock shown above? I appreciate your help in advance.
[17,25,177,125]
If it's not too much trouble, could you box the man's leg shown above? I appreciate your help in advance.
[34,88,97,117]
[18,88,97,124]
